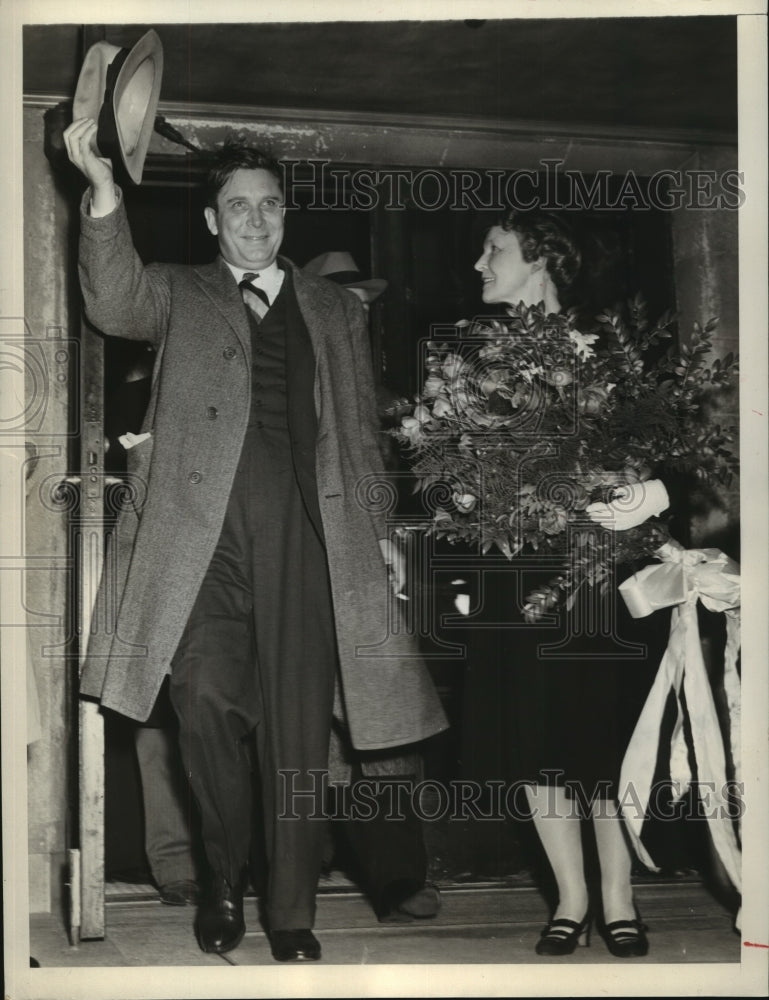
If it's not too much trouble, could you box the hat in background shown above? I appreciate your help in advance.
[73,29,163,185]
[304,251,388,303]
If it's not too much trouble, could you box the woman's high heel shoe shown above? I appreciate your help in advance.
[598,917,649,957]
[535,914,591,956]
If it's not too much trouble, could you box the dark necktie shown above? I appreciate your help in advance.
[239,272,270,321]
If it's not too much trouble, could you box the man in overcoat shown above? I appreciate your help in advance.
[64,121,447,961]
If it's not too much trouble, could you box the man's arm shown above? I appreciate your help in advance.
[65,117,171,346]
[339,291,407,595]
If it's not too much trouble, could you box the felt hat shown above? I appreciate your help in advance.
[304,251,387,303]
[73,29,163,185]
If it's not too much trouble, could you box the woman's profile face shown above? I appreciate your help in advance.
[474,225,540,306]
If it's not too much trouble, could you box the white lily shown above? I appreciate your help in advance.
[568,328,599,360]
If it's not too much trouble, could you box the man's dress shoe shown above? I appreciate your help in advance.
[196,873,246,954]
[270,929,321,962]
[158,879,200,906]
[378,882,442,922]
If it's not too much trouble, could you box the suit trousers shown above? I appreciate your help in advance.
[169,422,337,931]
[134,724,199,888]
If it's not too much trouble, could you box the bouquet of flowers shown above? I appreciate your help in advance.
[392,298,738,621]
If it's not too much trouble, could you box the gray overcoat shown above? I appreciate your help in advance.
[78,191,447,752]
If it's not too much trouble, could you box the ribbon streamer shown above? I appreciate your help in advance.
[617,541,741,894]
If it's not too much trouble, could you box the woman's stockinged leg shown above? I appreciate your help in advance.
[524,784,589,922]
[591,799,649,956]
[591,798,635,924]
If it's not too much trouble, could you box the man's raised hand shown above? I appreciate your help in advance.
[63,118,118,216]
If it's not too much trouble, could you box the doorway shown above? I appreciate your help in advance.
[95,159,688,891]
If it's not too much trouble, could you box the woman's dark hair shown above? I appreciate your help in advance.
[497,209,581,295]
[204,141,283,209]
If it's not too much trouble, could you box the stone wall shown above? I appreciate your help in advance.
[670,147,740,547]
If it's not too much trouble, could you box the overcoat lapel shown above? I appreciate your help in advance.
[289,257,338,327]
[290,264,337,357]
[192,257,252,360]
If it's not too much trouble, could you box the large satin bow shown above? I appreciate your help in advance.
[617,540,741,894]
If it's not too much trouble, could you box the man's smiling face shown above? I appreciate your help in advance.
[204,167,285,271]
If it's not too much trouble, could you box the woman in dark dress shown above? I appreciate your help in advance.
[466,209,672,957]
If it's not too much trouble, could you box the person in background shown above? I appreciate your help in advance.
[303,251,412,465]
[104,343,201,907]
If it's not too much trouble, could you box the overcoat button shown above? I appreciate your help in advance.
[188,471,202,484]
[206,406,218,419]
[223,347,236,359]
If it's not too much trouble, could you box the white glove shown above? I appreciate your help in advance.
[586,479,669,531]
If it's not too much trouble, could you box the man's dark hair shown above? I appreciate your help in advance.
[204,141,284,209]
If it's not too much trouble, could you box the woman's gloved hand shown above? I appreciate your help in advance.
[586,479,669,531]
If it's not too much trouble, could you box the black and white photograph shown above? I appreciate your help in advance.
[2,1,767,997]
